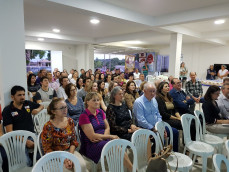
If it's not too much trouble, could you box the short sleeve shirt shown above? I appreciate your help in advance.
[2,100,40,132]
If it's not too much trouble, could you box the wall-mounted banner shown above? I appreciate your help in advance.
[125,55,135,72]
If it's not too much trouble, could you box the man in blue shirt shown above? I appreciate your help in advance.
[170,78,194,115]
[133,82,178,152]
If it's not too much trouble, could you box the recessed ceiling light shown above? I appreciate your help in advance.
[90,19,100,24]
[214,19,225,25]
[52,28,60,33]
[122,41,142,44]
[37,38,44,41]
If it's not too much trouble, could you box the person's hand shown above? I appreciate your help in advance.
[164,131,167,138]
[130,125,139,132]
[64,159,73,169]
[110,135,119,140]
[193,97,199,103]
[186,96,191,100]
[26,140,34,148]
[91,138,102,143]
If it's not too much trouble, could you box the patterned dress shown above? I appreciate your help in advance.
[79,109,110,163]
[41,117,78,154]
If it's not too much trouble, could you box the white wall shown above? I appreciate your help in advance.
[159,43,229,80]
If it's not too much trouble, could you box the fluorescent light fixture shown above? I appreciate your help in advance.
[122,40,142,44]
[90,19,100,24]
[37,38,44,41]
[214,19,225,25]
[52,28,60,33]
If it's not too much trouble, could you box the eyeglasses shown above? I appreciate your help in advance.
[54,106,67,111]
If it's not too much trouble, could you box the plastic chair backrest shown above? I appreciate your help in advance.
[0,130,37,171]
[213,154,229,172]
[101,139,137,172]
[131,129,159,170]
[194,110,206,140]
[181,114,200,145]
[37,132,44,157]
[0,120,5,134]
[225,140,229,160]
[33,109,50,134]
[32,151,81,172]
[39,102,50,109]
[146,75,154,82]
[155,121,173,150]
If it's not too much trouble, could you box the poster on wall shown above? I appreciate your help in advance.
[138,53,146,71]
[146,52,155,72]
[25,50,51,75]
[125,55,135,72]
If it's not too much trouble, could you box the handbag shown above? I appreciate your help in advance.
[146,131,177,172]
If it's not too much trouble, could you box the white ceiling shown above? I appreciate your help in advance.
[24,0,229,54]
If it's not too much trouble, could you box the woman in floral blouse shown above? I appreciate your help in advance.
[41,98,87,171]
[106,86,140,141]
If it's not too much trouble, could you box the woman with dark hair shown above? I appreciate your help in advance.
[97,80,107,100]
[155,82,182,130]
[124,81,139,111]
[105,74,112,89]
[90,74,95,81]
[27,74,40,96]
[106,86,140,141]
[99,73,105,81]
[76,78,83,90]
[202,85,229,134]
[95,73,100,82]
[41,98,87,171]
[65,83,84,125]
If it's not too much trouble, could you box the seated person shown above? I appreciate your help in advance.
[170,78,194,115]
[77,77,91,101]
[33,76,57,103]
[0,121,8,172]
[124,81,139,111]
[56,76,69,100]
[78,92,132,171]
[27,74,40,96]
[133,82,179,152]
[65,83,84,125]
[217,83,229,119]
[202,85,229,134]
[206,65,216,80]
[2,85,43,165]
[106,86,140,141]
[41,98,87,171]
[218,64,229,80]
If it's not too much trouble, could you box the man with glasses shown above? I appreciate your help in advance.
[170,78,194,115]
[217,83,229,119]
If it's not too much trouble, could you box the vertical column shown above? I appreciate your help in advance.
[169,33,183,77]
[75,44,94,72]
[0,0,27,108]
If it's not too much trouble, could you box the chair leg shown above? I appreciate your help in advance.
[201,156,207,172]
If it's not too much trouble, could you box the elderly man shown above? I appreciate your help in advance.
[170,78,195,115]
[185,72,204,113]
[133,82,178,152]
[217,83,229,119]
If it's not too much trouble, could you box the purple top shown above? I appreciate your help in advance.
[79,109,109,163]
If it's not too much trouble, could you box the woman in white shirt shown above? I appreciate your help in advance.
[218,65,229,79]
[70,71,79,85]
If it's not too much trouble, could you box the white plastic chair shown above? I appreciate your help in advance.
[225,140,229,159]
[181,114,214,172]
[39,101,50,109]
[131,129,159,172]
[155,121,193,172]
[101,139,137,172]
[213,154,229,172]
[194,110,224,153]
[33,109,50,134]
[32,151,81,172]
[37,132,44,157]
[146,75,154,82]
[0,130,37,172]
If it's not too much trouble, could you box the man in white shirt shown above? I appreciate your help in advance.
[56,76,69,100]
[217,83,229,119]
[133,68,140,80]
